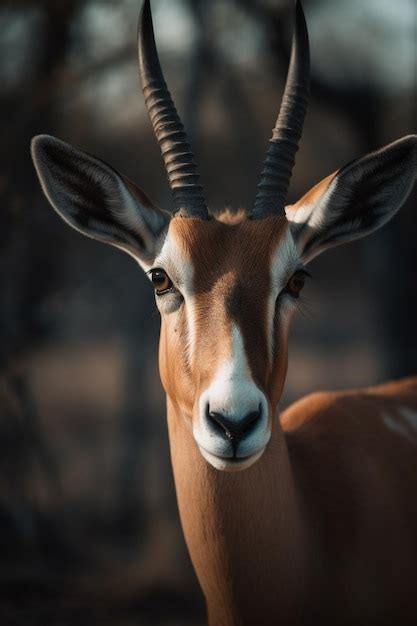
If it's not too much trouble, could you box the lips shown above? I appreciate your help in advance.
[198,446,266,472]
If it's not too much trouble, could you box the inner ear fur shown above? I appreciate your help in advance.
[31,134,170,266]
[286,135,417,262]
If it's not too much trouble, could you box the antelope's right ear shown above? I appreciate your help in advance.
[31,134,170,270]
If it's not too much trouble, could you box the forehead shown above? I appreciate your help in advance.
[160,214,294,289]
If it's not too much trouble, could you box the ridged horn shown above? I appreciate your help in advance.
[138,0,209,219]
[252,0,310,219]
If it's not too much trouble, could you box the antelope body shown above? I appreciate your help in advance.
[31,1,417,624]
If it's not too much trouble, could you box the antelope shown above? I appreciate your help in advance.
[31,0,417,624]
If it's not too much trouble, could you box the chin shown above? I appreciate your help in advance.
[199,446,266,472]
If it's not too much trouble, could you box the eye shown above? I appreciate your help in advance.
[285,270,310,299]
[150,268,173,295]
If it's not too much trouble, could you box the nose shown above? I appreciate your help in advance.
[207,406,262,444]
[195,325,271,466]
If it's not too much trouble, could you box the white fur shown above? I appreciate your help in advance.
[152,229,193,294]
[266,227,302,362]
[199,446,266,472]
[151,229,198,364]
[270,227,301,297]
[285,197,332,264]
[194,324,270,469]
[285,202,315,226]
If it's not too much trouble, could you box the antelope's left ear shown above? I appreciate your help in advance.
[286,135,417,263]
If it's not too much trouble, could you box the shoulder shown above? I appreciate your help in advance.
[280,376,417,436]
[280,377,417,439]
[367,376,417,407]
[280,389,345,433]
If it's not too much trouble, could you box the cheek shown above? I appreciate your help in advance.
[269,346,289,407]
[266,301,294,405]
[158,313,195,415]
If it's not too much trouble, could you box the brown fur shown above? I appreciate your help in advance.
[156,216,417,626]
[169,377,417,626]
[159,215,291,418]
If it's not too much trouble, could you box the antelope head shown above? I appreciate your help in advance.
[32,0,417,472]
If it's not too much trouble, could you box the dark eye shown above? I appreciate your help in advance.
[150,268,173,295]
[285,270,310,299]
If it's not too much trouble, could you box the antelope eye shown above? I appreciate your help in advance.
[285,270,309,299]
[150,269,173,294]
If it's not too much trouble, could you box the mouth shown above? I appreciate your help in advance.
[198,446,266,472]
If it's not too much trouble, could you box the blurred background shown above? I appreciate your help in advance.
[0,0,416,623]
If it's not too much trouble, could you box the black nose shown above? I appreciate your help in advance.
[207,407,262,443]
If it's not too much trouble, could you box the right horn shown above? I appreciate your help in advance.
[252,0,310,219]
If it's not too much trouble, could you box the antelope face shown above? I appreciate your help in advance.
[31,0,417,473]
[154,215,307,471]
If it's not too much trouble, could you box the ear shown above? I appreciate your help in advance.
[286,135,417,263]
[31,134,170,270]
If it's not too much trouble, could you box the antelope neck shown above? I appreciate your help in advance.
[166,398,310,626]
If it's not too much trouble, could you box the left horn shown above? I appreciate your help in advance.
[138,0,209,219]
[252,0,310,219]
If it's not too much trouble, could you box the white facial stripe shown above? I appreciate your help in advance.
[151,228,198,364]
[277,296,298,344]
[200,324,256,419]
[194,324,270,464]
[153,229,193,292]
[185,297,198,367]
[216,325,254,403]
[270,226,301,292]
[266,227,302,363]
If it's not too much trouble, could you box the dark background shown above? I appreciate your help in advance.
[0,0,416,624]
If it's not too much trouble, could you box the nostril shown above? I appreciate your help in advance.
[206,404,262,442]
[242,407,262,434]
[206,411,229,438]
[208,410,235,440]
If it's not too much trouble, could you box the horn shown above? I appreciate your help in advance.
[138,0,209,219]
[252,0,310,219]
